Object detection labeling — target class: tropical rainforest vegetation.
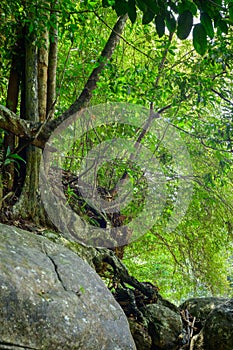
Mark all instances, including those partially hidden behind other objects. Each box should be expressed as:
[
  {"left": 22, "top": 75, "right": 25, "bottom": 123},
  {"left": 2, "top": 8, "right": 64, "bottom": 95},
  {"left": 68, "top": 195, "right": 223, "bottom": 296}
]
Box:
[{"left": 0, "top": 0, "right": 233, "bottom": 303}]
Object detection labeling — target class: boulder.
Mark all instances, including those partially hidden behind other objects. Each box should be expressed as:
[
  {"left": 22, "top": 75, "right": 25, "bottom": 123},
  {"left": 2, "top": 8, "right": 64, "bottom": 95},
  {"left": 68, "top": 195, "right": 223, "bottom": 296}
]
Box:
[
  {"left": 179, "top": 297, "right": 228, "bottom": 326},
  {"left": 0, "top": 223, "right": 136, "bottom": 350},
  {"left": 141, "top": 303, "right": 183, "bottom": 350},
  {"left": 190, "top": 299, "right": 233, "bottom": 350},
  {"left": 128, "top": 319, "right": 152, "bottom": 350}
]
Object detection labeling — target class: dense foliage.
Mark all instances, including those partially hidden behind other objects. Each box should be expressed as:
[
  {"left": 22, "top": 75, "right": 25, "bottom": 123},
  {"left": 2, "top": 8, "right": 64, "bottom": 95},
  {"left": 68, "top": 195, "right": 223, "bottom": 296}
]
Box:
[{"left": 103, "top": 0, "right": 233, "bottom": 55}]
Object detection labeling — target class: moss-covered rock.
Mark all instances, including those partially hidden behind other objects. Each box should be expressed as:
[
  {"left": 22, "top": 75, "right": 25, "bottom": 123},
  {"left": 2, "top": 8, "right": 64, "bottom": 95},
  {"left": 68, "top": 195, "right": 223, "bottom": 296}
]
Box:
[
  {"left": 0, "top": 223, "right": 136, "bottom": 350},
  {"left": 190, "top": 298, "right": 233, "bottom": 350}
]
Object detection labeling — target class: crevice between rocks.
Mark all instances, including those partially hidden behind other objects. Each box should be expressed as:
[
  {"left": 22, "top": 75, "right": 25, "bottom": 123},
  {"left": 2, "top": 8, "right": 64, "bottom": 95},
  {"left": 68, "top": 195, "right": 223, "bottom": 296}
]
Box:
[
  {"left": 0, "top": 341, "right": 39, "bottom": 349},
  {"left": 45, "top": 254, "right": 68, "bottom": 291}
]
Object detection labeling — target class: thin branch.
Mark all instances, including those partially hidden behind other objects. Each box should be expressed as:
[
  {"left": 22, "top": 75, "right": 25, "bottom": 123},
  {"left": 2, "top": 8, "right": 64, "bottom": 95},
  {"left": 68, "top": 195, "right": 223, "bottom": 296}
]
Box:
[
  {"left": 211, "top": 88, "right": 233, "bottom": 106},
  {"left": 154, "top": 32, "right": 174, "bottom": 90},
  {"left": 94, "top": 11, "right": 155, "bottom": 61}
]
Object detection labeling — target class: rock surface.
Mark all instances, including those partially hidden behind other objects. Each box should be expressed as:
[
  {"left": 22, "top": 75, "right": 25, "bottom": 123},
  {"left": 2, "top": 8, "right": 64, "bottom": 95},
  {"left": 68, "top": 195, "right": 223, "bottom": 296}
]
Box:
[
  {"left": 190, "top": 298, "right": 233, "bottom": 350},
  {"left": 142, "top": 303, "right": 183, "bottom": 350},
  {"left": 128, "top": 319, "right": 152, "bottom": 350},
  {"left": 179, "top": 297, "right": 228, "bottom": 326},
  {"left": 0, "top": 223, "right": 136, "bottom": 350}
]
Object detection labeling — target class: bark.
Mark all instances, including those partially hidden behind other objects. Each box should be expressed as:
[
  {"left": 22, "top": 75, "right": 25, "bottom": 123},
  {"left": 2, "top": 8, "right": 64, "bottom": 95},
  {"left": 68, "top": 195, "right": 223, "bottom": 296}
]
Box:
[
  {"left": 0, "top": 105, "right": 38, "bottom": 141},
  {"left": 46, "top": 1, "right": 58, "bottom": 119},
  {"left": 93, "top": 248, "right": 158, "bottom": 300},
  {"left": 38, "top": 30, "right": 49, "bottom": 121},
  {"left": 13, "top": 35, "right": 42, "bottom": 221},
  {"left": 3, "top": 39, "right": 22, "bottom": 193}
]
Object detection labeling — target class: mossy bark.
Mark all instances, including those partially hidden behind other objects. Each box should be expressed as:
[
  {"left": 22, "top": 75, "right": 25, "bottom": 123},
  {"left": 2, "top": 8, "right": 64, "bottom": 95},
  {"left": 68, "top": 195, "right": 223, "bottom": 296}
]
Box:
[{"left": 13, "top": 34, "right": 42, "bottom": 222}]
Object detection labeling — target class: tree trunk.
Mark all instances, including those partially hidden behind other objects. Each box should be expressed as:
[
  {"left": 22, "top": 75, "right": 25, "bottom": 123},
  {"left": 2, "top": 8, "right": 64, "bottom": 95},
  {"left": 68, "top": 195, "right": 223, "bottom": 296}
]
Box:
[
  {"left": 13, "top": 33, "right": 42, "bottom": 222},
  {"left": 38, "top": 30, "right": 49, "bottom": 122},
  {"left": 3, "top": 37, "right": 22, "bottom": 194},
  {"left": 1, "top": 14, "right": 128, "bottom": 226}
]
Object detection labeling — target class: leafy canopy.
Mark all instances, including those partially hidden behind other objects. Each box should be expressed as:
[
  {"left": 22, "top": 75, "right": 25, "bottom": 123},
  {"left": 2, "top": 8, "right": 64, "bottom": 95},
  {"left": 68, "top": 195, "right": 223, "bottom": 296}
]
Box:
[{"left": 101, "top": 0, "right": 233, "bottom": 55}]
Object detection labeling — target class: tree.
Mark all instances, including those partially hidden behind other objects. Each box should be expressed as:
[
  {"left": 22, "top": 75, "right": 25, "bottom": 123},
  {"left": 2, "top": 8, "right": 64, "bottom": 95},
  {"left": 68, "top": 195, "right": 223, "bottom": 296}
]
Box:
[
  {"left": 0, "top": 0, "right": 232, "bottom": 300},
  {"left": 0, "top": 0, "right": 127, "bottom": 221}
]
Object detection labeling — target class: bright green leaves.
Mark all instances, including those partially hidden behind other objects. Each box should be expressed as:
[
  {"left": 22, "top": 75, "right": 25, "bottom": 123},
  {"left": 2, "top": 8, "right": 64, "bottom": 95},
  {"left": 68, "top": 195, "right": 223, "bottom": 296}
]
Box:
[
  {"left": 1, "top": 146, "right": 26, "bottom": 171},
  {"left": 177, "top": 10, "right": 193, "bottom": 40},
  {"left": 200, "top": 12, "right": 214, "bottom": 39},
  {"left": 193, "top": 24, "right": 207, "bottom": 56}
]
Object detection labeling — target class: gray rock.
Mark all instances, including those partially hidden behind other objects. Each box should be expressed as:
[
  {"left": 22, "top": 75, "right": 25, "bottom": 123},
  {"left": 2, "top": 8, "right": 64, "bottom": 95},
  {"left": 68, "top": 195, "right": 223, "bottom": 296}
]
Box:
[
  {"left": 191, "top": 299, "right": 233, "bottom": 350},
  {"left": 179, "top": 297, "right": 228, "bottom": 326},
  {"left": 0, "top": 223, "right": 136, "bottom": 350},
  {"left": 128, "top": 319, "right": 152, "bottom": 350},
  {"left": 142, "top": 304, "right": 183, "bottom": 350}
]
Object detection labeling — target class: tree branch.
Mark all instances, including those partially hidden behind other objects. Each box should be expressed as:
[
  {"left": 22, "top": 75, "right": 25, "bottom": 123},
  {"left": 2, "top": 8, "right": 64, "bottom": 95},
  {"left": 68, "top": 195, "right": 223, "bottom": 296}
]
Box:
[
  {"left": 43, "top": 14, "right": 128, "bottom": 140},
  {"left": 211, "top": 88, "right": 233, "bottom": 106},
  {"left": 0, "top": 15, "right": 128, "bottom": 149},
  {"left": 0, "top": 105, "right": 38, "bottom": 142}
]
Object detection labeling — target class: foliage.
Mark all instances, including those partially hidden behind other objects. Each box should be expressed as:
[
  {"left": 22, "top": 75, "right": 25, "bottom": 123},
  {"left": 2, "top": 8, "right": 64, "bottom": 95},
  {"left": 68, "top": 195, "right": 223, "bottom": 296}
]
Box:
[
  {"left": 53, "top": 8, "right": 233, "bottom": 301},
  {"left": 0, "top": 0, "right": 232, "bottom": 302},
  {"left": 123, "top": 143, "right": 233, "bottom": 302},
  {"left": 100, "top": 0, "right": 233, "bottom": 55},
  {"left": 0, "top": 130, "right": 26, "bottom": 171}
]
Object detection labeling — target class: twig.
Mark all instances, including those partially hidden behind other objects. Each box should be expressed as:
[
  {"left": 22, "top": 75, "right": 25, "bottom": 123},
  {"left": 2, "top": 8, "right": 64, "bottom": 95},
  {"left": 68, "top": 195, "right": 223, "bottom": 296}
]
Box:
[{"left": 211, "top": 88, "right": 233, "bottom": 106}]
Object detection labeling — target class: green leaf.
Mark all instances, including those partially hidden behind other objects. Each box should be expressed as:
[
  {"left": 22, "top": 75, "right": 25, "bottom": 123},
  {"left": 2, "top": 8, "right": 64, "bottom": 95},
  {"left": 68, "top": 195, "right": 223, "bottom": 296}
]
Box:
[
  {"left": 136, "top": 0, "right": 147, "bottom": 12},
  {"left": 217, "top": 19, "right": 228, "bottom": 34},
  {"left": 102, "top": 0, "right": 110, "bottom": 7},
  {"left": 6, "top": 146, "right": 11, "bottom": 157},
  {"left": 229, "top": 4, "right": 233, "bottom": 22},
  {"left": 142, "top": 8, "right": 155, "bottom": 25},
  {"left": 193, "top": 23, "right": 207, "bottom": 55},
  {"left": 141, "top": 0, "right": 159, "bottom": 13},
  {"left": 165, "top": 12, "right": 176, "bottom": 33},
  {"left": 178, "top": 1, "right": 197, "bottom": 16},
  {"left": 114, "top": 0, "right": 128, "bottom": 16},
  {"left": 8, "top": 153, "right": 26, "bottom": 163},
  {"left": 201, "top": 12, "right": 214, "bottom": 39},
  {"left": 128, "top": 0, "right": 137, "bottom": 23},
  {"left": 169, "top": 2, "right": 178, "bottom": 14},
  {"left": 177, "top": 10, "right": 193, "bottom": 40},
  {"left": 155, "top": 14, "right": 165, "bottom": 38}
]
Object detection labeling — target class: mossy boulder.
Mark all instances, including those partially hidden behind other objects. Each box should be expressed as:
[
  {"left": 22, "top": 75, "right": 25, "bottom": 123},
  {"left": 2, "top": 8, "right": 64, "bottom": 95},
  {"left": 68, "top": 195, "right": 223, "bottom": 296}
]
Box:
[{"left": 0, "top": 223, "right": 136, "bottom": 350}]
